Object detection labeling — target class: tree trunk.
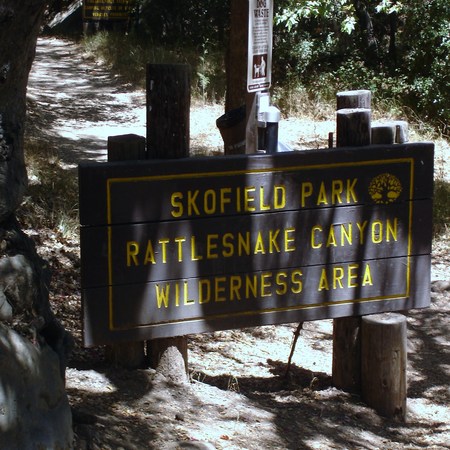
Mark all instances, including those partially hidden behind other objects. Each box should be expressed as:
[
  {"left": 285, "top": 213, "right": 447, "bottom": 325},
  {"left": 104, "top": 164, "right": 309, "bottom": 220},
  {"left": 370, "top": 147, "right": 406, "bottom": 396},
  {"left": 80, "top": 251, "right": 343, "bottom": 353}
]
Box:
[
  {"left": 225, "top": 0, "right": 248, "bottom": 113},
  {"left": 0, "top": 2, "right": 74, "bottom": 444},
  {"left": 0, "top": 1, "right": 47, "bottom": 219}
]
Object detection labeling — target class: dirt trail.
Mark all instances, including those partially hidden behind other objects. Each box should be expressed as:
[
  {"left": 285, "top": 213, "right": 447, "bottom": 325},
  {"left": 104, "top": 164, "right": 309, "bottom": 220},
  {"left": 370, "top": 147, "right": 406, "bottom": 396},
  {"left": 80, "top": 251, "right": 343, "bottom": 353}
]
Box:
[{"left": 26, "top": 37, "right": 450, "bottom": 450}]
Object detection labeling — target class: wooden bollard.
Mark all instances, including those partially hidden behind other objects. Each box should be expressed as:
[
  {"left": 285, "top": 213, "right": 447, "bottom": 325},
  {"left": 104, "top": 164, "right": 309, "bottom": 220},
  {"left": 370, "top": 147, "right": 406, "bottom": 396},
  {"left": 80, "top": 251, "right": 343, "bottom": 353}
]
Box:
[
  {"left": 337, "top": 89, "right": 371, "bottom": 110},
  {"left": 336, "top": 108, "right": 371, "bottom": 147},
  {"left": 371, "top": 123, "right": 396, "bottom": 144},
  {"left": 361, "top": 313, "right": 407, "bottom": 421}
]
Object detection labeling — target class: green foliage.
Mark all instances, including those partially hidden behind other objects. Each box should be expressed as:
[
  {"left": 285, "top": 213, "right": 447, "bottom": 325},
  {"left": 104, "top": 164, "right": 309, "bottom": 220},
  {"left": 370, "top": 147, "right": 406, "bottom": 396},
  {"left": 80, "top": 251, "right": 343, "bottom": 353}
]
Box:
[
  {"left": 274, "top": 0, "right": 450, "bottom": 131},
  {"left": 82, "top": 31, "right": 226, "bottom": 101}
]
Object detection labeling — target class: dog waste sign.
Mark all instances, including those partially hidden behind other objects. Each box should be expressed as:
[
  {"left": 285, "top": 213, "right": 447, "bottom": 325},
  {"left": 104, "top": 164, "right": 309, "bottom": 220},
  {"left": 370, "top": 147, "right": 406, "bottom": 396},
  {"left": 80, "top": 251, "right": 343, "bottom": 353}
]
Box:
[
  {"left": 79, "top": 143, "right": 433, "bottom": 347},
  {"left": 247, "top": 0, "right": 273, "bottom": 92}
]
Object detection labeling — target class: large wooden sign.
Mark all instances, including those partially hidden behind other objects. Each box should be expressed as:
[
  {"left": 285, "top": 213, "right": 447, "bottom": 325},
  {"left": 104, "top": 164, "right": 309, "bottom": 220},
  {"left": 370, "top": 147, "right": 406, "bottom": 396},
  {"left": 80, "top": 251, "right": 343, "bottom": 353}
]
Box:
[
  {"left": 83, "top": 0, "right": 133, "bottom": 21},
  {"left": 79, "top": 143, "right": 433, "bottom": 346}
]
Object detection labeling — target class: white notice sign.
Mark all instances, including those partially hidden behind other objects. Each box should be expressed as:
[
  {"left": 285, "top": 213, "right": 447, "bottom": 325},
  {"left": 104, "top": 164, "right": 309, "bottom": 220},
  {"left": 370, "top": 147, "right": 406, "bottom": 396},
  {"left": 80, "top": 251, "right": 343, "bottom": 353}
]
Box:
[{"left": 247, "top": 0, "right": 273, "bottom": 93}]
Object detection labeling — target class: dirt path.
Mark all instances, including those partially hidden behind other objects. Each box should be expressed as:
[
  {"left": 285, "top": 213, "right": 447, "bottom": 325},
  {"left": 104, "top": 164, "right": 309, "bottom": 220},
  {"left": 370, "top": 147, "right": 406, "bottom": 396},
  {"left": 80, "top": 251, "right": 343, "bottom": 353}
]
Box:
[{"left": 26, "top": 37, "right": 450, "bottom": 450}]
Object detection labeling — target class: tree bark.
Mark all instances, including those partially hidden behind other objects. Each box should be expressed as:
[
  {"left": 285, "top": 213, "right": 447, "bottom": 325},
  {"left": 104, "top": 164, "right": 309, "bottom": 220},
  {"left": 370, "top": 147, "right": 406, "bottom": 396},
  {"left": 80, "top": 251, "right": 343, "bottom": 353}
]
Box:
[
  {"left": 225, "top": 0, "right": 248, "bottom": 113},
  {"left": 0, "top": 2, "right": 46, "bottom": 219}
]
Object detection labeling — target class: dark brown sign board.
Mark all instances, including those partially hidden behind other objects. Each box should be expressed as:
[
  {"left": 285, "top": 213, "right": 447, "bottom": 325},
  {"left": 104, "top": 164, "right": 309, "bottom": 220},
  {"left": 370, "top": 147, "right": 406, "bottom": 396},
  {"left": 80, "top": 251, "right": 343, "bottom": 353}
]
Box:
[
  {"left": 79, "top": 143, "right": 434, "bottom": 347},
  {"left": 83, "top": 0, "right": 133, "bottom": 21}
]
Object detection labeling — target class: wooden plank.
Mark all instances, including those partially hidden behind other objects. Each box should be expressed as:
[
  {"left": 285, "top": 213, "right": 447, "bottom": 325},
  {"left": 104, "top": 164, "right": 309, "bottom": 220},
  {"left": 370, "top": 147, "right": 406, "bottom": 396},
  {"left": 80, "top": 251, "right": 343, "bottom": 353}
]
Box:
[
  {"left": 82, "top": 253, "right": 431, "bottom": 346},
  {"left": 79, "top": 143, "right": 434, "bottom": 226},
  {"left": 80, "top": 199, "right": 432, "bottom": 289}
]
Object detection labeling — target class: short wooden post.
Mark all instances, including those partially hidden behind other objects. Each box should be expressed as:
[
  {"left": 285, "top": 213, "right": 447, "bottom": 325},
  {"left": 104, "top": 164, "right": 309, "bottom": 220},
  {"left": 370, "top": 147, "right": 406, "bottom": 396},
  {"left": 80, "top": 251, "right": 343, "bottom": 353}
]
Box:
[
  {"left": 107, "top": 134, "right": 146, "bottom": 161},
  {"left": 336, "top": 89, "right": 371, "bottom": 110},
  {"left": 371, "top": 123, "right": 396, "bottom": 145},
  {"left": 105, "top": 134, "right": 147, "bottom": 369},
  {"left": 146, "top": 63, "right": 190, "bottom": 377},
  {"left": 332, "top": 317, "right": 361, "bottom": 393},
  {"left": 336, "top": 108, "right": 371, "bottom": 147},
  {"left": 361, "top": 313, "right": 407, "bottom": 421}
]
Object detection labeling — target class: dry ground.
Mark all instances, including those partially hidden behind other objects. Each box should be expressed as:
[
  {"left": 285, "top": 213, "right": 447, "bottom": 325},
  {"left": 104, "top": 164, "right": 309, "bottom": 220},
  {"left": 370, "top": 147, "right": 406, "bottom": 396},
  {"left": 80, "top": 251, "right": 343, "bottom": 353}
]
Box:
[{"left": 24, "top": 37, "right": 450, "bottom": 449}]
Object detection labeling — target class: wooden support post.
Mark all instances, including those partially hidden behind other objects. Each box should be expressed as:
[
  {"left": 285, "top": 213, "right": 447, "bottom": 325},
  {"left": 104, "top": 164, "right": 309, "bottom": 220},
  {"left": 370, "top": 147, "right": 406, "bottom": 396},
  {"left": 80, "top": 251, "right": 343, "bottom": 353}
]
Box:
[
  {"left": 361, "top": 313, "right": 407, "bottom": 421},
  {"left": 146, "top": 63, "right": 190, "bottom": 378},
  {"left": 333, "top": 90, "right": 371, "bottom": 392},
  {"left": 105, "top": 134, "right": 147, "bottom": 369},
  {"left": 332, "top": 317, "right": 361, "bottom": 393}
]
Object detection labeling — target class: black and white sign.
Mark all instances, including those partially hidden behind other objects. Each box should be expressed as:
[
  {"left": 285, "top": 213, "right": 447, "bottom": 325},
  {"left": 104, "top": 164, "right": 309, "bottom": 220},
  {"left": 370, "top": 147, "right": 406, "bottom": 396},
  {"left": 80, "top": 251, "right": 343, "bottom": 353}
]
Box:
[{"left": 247, "top": 0, "right": 273, "bottom": 93}]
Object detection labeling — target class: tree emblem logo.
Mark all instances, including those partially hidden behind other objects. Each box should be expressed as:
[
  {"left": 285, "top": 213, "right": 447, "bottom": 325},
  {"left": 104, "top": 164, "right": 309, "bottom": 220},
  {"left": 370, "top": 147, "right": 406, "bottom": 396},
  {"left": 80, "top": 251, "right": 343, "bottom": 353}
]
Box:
[{"left": 368, "top": 173, "right": 403, "bottom": 204}]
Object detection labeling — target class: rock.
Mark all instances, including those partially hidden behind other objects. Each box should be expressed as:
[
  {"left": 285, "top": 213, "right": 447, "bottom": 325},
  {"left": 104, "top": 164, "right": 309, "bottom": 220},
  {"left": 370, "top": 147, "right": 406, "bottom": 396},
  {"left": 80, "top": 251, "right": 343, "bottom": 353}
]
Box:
[
  {"left": 431, "top": 280, "right": 450, "bottom": 292},
  {"left": 0, "top": 324, "right": 73, "bottom": 449}
]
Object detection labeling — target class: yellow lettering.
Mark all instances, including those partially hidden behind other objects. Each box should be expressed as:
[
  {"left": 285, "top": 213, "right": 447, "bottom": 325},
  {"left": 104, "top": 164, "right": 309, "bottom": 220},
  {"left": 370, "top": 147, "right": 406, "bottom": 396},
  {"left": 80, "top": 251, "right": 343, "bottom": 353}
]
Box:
[
  {"left": 317, "top": 182, "right": 328, "bottom": 205},
  {"left": 326, "top": 226, "right": 337, "bottom": 247},
  {"left": 158, "top": 238, "right": 169, "bottom": 263},
  {"left": 207, "top": 234, "right": 219, "bottom": 259},
  {"left": 269, "top": 229, "right": 281, "bottom": 253},
  {"left": 386, "top": 218, "right": 398, "bottom": 242},
  {"left": 187, "top": 190, "right": 200, "bottom": 216},
  {"left": 332, "top": 179, "right": 343, "bottom": 204},
  {"left": 254, "top": 231, "right": 266, "bottom": 254},
  {"left": 274, "top": 185, "right": 286, "bottom": 209},
  {"left": 301, "top": 182, "right": 313, "bottom": 207},
  {"left": 238, "top": 232, "right": 251, "bottom": 256},
  {"left": 230, "top": 276, "right": 242, "bottom": 300},
  {"left": 311, "top": 225, "right": 322, "bottom": 249},
  {"left": 348, "top": 263, "right": 359, "bottom": 288},
  {"left": 357, "top": 220, "right": 368, "bottom": 244},
  {"left": 204, "top": 189, "right": 216, "bottom": 214},
  {"left": 222, "top": 233, "right": 235, "bottom": 257},
  {"left": 215, "top": 277, "right": 227, "bottom": 302},
  {"left": 126, "top": 241, "right": 139, "bottom": 267},
  {"left": 220, "top": 187, "right": 232, "bottom": 213},
  {"left": 333, "top": 267, "right": 344, "bottom": 289},
  {"left": 341, "top": 223, "right": 352, "bottom": 246},
  {"left": 191, "top": 236, "right": 203, "bottom": 261},
  {"left": 199, "top": 279, "right": 211, "bottom": 304},
  {"left": 362, "top": 264, "right": 373, "bottom": 286},
  {"left": 171, "top": 192, "right": 183, "bottom": 218},
  {"left": 275, "top": 272, "right": 287, "bottom": 295},
  {"left": 261, "top": 272, "right": 272, "bottom": 297},
  {"left": 260, "top": 186, "right": 271, "bottom": 211},
  {"left": 155, "top": 284, "right": 170, "bottom": 308},
  {"left": 284, "top": 227, "right": 296, "bottom": 252},
  {"left": 174, "top": 237, "right": 185, "bottom": 262},
  {"left": 184, "top": 281, "right": 195, "bottom": 305},
  {"left": 144, "top": 240, "right": 156, "bottom": 265},
  {"left": 372, "top": 220, "right": 383, "bottom": 244},
  {"left": 245, "top": 275, "right": 258, "bottom": 298},
  {"left": 244, "top": 186, "right": 256, "bottom": 211},
  {"left": 347, "top": 178, "right": 358, "bottom": 203},
  {"left": 291, "top": 270, "right": 303, "bottom": 294},
  {"left": 318, "top": 269, "right": 329, "bottom": 291}
]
